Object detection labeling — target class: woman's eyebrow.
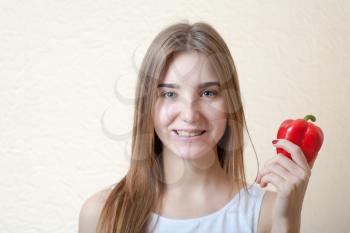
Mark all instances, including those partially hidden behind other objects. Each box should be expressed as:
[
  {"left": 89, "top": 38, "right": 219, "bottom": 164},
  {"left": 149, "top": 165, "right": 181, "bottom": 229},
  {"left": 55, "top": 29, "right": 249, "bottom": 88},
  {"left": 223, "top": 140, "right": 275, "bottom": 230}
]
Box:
[{"left": 157, "top": 81, "right": 220, "bottom": 89}]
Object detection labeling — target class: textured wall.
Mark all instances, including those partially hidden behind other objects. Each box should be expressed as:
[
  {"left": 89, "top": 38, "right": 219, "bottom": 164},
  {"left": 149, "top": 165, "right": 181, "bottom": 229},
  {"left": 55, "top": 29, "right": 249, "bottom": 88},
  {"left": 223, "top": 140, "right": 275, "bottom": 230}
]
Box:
[{"left": 0, "top": 0, "right": 349, "bottom": 232}]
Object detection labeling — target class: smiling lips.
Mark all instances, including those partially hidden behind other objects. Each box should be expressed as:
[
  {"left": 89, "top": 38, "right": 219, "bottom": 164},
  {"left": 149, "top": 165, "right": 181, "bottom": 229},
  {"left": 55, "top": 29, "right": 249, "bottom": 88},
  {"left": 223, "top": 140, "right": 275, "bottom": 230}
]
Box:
[{"left": 172, "top": 129, "right": 206, "bottom": 137}]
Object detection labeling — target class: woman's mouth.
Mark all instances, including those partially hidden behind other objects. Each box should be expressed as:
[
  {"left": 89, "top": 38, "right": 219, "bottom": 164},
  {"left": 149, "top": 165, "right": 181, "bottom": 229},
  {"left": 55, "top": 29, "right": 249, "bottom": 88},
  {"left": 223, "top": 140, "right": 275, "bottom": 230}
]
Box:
[{"left": 172, "top": 130, "right": 206, "bottom": 137}]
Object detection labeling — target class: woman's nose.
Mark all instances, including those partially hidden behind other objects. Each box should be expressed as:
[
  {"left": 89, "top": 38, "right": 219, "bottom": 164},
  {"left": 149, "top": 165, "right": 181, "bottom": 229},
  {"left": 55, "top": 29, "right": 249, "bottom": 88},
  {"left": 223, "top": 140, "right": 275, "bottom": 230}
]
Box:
[{"left": 178, "top": 98, "right": 201, "bottom": 124}]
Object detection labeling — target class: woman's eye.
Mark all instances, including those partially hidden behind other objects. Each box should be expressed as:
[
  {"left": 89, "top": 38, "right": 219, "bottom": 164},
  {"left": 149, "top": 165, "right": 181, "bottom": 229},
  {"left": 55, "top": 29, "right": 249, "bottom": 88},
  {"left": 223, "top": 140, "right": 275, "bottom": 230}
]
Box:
[
  {"left": 160, "top": 91, "right": 177, "bottom": 98},
  {"left": 201, "top": 90, "right": 217, "bottom": 97},
  {"left": 159, "top": 90, "right": 217, "bottom": 99}
]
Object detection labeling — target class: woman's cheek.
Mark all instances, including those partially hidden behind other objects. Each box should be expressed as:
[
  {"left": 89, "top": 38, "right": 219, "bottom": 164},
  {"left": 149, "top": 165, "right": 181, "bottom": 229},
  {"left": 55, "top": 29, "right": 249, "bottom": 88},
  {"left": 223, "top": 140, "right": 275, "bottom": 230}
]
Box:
[
  {"left": 206, "top": 100, "right": 227, "bottom": 120},
  {"left": 157, "top": 102, "right": 176, "bottom": 126}
]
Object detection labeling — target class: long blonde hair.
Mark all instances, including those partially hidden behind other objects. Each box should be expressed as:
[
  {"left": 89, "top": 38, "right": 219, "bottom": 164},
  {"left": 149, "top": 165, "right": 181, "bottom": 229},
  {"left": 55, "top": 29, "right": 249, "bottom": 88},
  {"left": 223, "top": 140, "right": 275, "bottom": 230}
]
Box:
[{"left": 97, "top": 21, "right": 253, "bottom": 233}]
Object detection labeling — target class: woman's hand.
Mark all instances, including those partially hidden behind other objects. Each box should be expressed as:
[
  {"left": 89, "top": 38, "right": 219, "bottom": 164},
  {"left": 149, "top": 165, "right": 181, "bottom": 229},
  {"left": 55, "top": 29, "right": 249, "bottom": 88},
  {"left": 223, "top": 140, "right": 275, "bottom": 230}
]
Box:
[{"left": 255, "top": 139, "right": 313, "bottom": 231}]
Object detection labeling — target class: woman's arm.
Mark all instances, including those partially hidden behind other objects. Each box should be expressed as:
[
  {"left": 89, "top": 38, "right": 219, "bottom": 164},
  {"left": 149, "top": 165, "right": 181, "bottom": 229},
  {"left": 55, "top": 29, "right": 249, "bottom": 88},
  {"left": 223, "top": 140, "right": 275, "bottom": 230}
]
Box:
[
  {"left": 256, "top": 139, "right": 313, "bottom": 233},
  {"left": 258, "top": 191, "right": 275, "bottom": 233}
]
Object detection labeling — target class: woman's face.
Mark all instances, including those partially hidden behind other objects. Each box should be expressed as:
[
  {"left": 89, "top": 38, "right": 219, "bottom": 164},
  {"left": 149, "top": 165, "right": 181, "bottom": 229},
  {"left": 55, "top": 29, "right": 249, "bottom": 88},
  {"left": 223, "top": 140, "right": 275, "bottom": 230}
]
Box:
[{"left": 153, "top": 51, "right": 228, "bottom": 159}]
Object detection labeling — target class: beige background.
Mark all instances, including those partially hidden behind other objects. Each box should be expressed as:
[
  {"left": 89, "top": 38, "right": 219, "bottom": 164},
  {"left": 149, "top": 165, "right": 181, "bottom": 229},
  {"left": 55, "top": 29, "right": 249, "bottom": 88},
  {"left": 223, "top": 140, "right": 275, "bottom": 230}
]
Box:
[{"left": 1, "top": 0, "right": 349, "bottom": 232}]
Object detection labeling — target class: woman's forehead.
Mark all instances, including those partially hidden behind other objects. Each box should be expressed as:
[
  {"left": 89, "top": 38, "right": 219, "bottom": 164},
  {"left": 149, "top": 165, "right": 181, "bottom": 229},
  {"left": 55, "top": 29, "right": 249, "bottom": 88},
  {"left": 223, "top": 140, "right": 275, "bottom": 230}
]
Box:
[{"left": 159, "top": 51, "right": 219, "bottom": 85}]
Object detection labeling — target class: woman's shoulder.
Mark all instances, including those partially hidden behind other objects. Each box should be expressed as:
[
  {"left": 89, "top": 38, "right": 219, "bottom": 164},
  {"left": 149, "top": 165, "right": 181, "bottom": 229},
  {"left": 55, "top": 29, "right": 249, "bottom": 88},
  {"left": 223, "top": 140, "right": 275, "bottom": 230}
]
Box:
[
  {"left": 82, "top": 186, "right": 113, "bottom": 209},
  {"left": 78, "top": 185, "right": 114, "bottom": 233}
]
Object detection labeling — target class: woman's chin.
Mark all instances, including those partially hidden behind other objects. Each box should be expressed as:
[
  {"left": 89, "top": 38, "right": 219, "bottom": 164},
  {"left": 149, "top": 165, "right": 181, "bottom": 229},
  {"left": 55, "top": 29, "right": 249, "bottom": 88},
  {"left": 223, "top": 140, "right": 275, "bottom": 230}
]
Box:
[{"left": 173, "top": 146, "right": 214, "bottom": 160}]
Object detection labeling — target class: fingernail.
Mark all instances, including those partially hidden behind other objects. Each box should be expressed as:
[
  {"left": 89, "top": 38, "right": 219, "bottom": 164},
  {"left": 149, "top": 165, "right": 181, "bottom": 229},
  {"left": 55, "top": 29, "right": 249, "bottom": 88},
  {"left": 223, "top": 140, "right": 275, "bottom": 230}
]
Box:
[
  {"left": 272, "top": 139, "right": 278, "bottom": 144},
  {"left": 255, "top": 176, "right": 260, "bottom": 183}
]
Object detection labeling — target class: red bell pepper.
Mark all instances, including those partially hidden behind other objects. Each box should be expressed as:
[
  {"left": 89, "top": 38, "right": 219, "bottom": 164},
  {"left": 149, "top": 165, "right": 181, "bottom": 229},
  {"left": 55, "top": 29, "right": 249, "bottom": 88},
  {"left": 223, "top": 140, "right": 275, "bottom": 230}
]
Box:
[{"left": 276, "top": 114, "right": 324, "bottom": 165}]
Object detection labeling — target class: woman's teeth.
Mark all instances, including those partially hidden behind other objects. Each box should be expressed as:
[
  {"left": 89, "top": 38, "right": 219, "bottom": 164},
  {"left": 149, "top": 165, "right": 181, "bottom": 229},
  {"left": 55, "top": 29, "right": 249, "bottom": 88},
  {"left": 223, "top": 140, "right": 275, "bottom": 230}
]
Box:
[{"left": 174, "top": 130, "right": 205, "bottom": 137}]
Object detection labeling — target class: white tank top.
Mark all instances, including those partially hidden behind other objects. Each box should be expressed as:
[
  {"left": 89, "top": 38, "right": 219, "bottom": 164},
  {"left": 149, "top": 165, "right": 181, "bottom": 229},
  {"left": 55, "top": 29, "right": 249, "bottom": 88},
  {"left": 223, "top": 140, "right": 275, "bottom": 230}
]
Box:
[{"left": 147, "top": 184, "right": 266, "bottom": 233}]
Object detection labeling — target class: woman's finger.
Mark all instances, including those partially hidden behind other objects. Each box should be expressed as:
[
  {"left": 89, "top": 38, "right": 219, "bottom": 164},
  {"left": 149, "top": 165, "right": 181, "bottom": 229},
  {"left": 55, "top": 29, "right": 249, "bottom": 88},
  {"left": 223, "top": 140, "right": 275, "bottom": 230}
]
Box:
[
  {"left": 260, "top": 172, "right": 285, "bottom": 190},
  {"left": 256, "top": 153, "right": 304, "bottom": 183},
  {"left": 273, "top": 139, "right": 311, "bottom": 173},
  {"left": 257, "top": 162, "right": 291, "bottom": 184}
]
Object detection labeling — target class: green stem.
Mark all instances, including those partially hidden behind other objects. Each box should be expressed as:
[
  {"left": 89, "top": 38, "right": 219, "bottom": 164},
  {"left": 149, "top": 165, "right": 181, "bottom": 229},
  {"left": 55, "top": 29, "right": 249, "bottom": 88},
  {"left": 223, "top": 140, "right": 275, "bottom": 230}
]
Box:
[{"left": 304, "top": 114, "right": 316, "bottom": 122}]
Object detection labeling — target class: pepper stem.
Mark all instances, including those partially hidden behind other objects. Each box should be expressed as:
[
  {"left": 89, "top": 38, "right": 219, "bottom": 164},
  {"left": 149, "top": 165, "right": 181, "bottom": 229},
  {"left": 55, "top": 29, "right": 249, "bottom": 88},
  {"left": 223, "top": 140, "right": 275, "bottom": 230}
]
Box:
[{"left": 304, "top": 114, "right": 316, "bottom": 122}]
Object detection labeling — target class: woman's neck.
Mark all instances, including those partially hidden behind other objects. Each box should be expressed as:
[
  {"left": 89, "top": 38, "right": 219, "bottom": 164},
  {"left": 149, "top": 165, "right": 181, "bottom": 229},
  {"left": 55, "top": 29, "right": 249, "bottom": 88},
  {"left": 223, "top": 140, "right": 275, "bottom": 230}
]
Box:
[{"left": 161, "top": 147, "right": 234, "bottom": 199}]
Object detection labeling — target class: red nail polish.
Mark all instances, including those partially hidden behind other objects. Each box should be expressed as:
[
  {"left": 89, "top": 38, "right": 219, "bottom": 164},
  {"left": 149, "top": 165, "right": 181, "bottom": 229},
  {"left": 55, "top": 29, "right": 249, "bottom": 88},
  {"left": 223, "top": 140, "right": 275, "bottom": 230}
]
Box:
[{"left": 272, "top": 139, "right": 278, "bottom": 144}]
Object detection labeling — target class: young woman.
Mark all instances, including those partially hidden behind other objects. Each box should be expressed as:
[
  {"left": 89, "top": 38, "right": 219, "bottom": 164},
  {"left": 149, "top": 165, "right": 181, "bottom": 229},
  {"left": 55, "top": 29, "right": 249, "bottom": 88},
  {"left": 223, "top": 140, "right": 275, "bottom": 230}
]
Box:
[{"left": 79, "top": 21, "right": 313, "bottom": 233}]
